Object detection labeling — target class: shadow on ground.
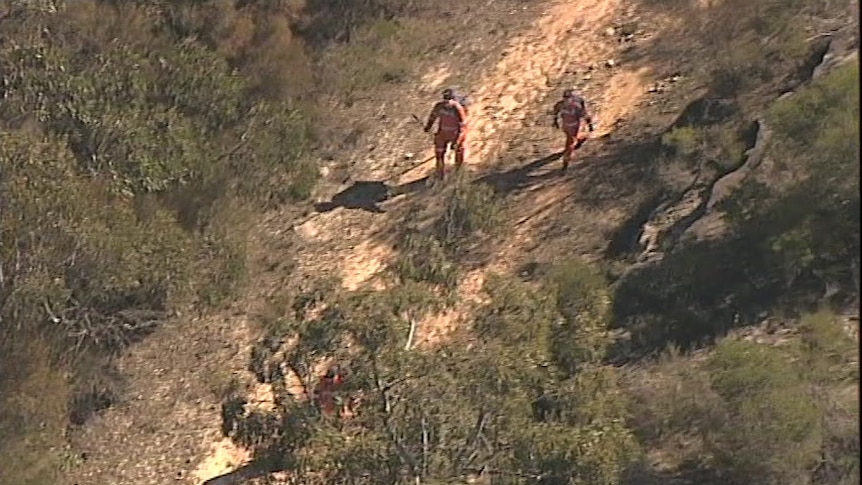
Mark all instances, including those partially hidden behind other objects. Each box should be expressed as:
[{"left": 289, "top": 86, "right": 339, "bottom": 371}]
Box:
[
  {"left": 474, "top": 151, "right": 564, "bottom": 193},
  {"left": 313, "top": 130, "right": 665, "bottom": 217},
  {"left": 609, "top": 235, "right": 783, "bottom": 360},
  {"left": 201, "top": 459, "right": 280, "bottom": 485},
  {"left": 312, "top": 177, "right": 431, "bottom": 214},
  {"left": 473, "top": 137, "right": 645, "bottom": 197},
  {"left": 606, "top": 225, "right": 848, "bottom": 363},
  {"left": 623, "top": 458, "right": 724, "bottom": 485}
]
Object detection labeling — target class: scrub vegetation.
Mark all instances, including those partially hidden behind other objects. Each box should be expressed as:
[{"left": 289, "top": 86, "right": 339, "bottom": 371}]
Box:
[{"left": 0, "top": 1, "right": 857, "bottom": 484}]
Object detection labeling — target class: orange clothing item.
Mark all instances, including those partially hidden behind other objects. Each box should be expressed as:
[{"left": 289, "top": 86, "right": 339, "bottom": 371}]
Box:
[
  {"left": 561, "top": 126, "right": 589, "bottom": 164},
  {"left": 426, "top": 99, "right": 469, "bottom": 174},
  {"left": 553, "top": 96, "right": 592, "bottom": 130},
  {"left": 315, "top": 374, "right": 344, "bottom": 415},
  {"left": 553, "top": 96, "right": 592, "bottom": 164},
  {"left": 426, "top": 99, "right": 468, "bottom": 134},
  {"left": 434, "top": 130, "right": 466, "bottom": 167}
]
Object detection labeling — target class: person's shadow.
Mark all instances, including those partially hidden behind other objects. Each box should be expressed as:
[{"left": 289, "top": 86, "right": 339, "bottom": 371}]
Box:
[
  {"left": 312, "top": 148, "right": 572, "bottom": 215},
  {"left": 313, "top": 177, "right": 431, "bottom": 214},
  {"left": 474, "top": 151, "right": 565, "bottom": 194}
]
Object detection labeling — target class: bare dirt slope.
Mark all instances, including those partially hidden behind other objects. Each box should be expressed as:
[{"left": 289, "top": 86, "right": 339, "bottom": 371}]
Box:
[
  {"left": 288, "top": 0, "right": 678, "bottom": 347},
  {"left": 289, "top": 0, "right": 665, "bottom": 348},
  {"left": 64, "top": 0, "right": 686, "bottom": 484}
]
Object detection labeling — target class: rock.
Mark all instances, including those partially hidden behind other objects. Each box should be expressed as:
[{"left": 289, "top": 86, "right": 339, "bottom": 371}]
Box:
[
  {"left": 605, "top": 59, "right": 616, "bottom": 68},
  {"left": 319, "top": 165, "right": 331, "bottom": 177},
  {"left": 403, "top": 152, "right": 415, "bottom": 160},
  {"left": 583, "top": 73, "right": 592, "bottom": 81},
  {"left": 619, "top": 21, "right": 637, "bottom": 36},
  {"left": 605, "top": 27, "right": 616, "bottom": 36}
]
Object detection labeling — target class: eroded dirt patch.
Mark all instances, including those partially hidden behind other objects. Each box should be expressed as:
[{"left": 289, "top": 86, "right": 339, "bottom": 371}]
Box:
[{"left": 192, "top": 438, "right": 251, "bottom": 484}]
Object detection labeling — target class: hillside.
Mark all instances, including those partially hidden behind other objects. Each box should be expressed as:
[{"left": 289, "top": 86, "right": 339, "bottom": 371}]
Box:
[{"left": 0, "top": 1, "right": 858, "bottom": 485}]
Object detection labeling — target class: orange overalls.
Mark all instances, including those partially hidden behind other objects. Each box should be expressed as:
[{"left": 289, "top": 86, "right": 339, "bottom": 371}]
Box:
[
  {"left": 314, "top": 372, "right": 344, "bottom": 416},
  {"left": 553, "top": 96, "right": 593, "bottom": 167},
  {"left": 425, "top": 99, "right": 468, "bottom": 177}
]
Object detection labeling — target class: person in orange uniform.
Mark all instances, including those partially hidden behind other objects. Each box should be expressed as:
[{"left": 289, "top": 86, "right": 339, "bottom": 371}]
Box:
[
  {"left": 424, "top": 88, "right": 469, "bottom": 179},
  {"left": 552, "top": 88, "right": 595, "bottom": 171},
  {"left": 314, "top": 365, "right": 344, "bottom": 416}
]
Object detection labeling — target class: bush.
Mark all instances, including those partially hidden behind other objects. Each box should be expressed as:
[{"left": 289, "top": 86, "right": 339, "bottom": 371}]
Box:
[
  {"left": 796, "top": 311, "right": 859, "bottom": 382},
  {"left": 434, "top": 179, "right": 502, "bottom": 251},
  {"left": 794, "top": 313, "right": 860, "bottom": 485},
  {"left": 393, "top": 232, "right": 459, "bottom": 289},
  {"left": 233, "top": 267, "right": 639, "bottom": 484},
  {"left": 624, "top": 321, "right": 858, "bottom": 485},
  {"left": 0, "top": 334, "right": 71, "bottom": 485},
  {"left": 0, "top": 5, "right": 318, "bottom": 478},
  {"left": 623, "top": 347, "right": 724, "bottom": 457},
  {"left": 725, "top": 63, "right": 860, "bottom": 299},
  {"left": 472, "top": 274, "right": 557, "bottom": 365},
  {"left": 550, "top": 259, "right": 615, "bottom": 375},
  {"left": 702, "top": 0, "right": 809, "bottom": 96},
  {"left": 662, "top": 126, "right": 702, "bottom": 157},
  {"left": 0, "top": 132, "right": 195, "bottom": 352},
  {"left": 706, "top": 339, "right": 823, "bottom": 485}
]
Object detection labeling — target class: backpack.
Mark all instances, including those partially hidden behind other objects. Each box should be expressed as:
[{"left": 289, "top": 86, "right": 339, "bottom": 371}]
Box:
[
  {"left": 455, "top": 94, "right": 472, "bottom": 113},
  {"left": 570, "top": 95, "right": 586, "bottom": 112},
  {"left": 563, "top": 95, "right": 587, "bottom": 119}
]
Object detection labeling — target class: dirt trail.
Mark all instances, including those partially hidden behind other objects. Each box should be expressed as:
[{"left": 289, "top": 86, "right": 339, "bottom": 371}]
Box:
[
  {"left": 308, "top": 0, "right": 653, "bottom": 296},
  {"left": 398, "top": 0, "right": 622, "bottom": 183},
  {"left": 403, "top": 2, "right": 654, "bottom": 345}
]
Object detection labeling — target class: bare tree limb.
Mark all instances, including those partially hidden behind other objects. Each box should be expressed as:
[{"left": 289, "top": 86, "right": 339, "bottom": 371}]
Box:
[
  {"left": 372, "top": 356, "right": 420, "bottom": 476},
  {"left": 421, "top": 414, "right": 429, "bottom": 476},
  {"left": 405, "top": 318, "right": 417, "bottom": 351},
  {"left": 454, "top": 410, "right": 487, "bottom": 474}
]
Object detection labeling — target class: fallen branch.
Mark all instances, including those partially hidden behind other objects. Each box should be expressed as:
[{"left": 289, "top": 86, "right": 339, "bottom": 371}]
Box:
[{"left": 405, "top": 318, "right": 417, "bottom": 351}]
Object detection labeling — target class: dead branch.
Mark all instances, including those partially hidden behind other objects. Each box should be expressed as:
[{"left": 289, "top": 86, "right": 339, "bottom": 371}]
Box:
[
  {"left": 405, "top": 318, "right": 417, "bottom": 351},
  {"left": 372, "top": 356, "right": 421, "bottom": 476},
  {"left": 454, "top": 410, "right": 487, "bottom": 473}
]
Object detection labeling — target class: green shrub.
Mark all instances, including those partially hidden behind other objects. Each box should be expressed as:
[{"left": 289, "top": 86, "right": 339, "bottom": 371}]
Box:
[
  {"left": 704, "top": 0, "right": 809, "bottom": 96},
  {"left": 662, "top": 126, "right": 702, "bottom": 157},
  {"left": 319, "top": 19, "right": 417, "bottom": 104},
  {"left": 706, "top": 339, "right": 823, "bottom": 485},
  {"left": 473, "top": 274, "right": 557, "bottom": 365},
  {"left": 237, "top": 270, "right": 639, "bottom": 485},
  {"left": 0, "top": 132, "right": 196, "bottom": 351},
  {"left": 0, "top": 335, "right": 71, "bottom": 485},
  {"left": 769, "top": 63, "right": 860, "bottom": 162},
  {"left": 624, "top": 346, "right": 724, "bottom": 448},
  {"left": 393, "top": 231, "right": 458, "bottom": 289},
  {"left": 796, "top": 311, "right": 859, "bottom": 383},
  {"left": 434, "top": 179, "right": 502, "bottom": 251},
  {"left": 550, "top": 259, "right": 615, "bottom": 374},
  {"left": 729, "top": 64, "right": 859, "bottom": 295}
]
